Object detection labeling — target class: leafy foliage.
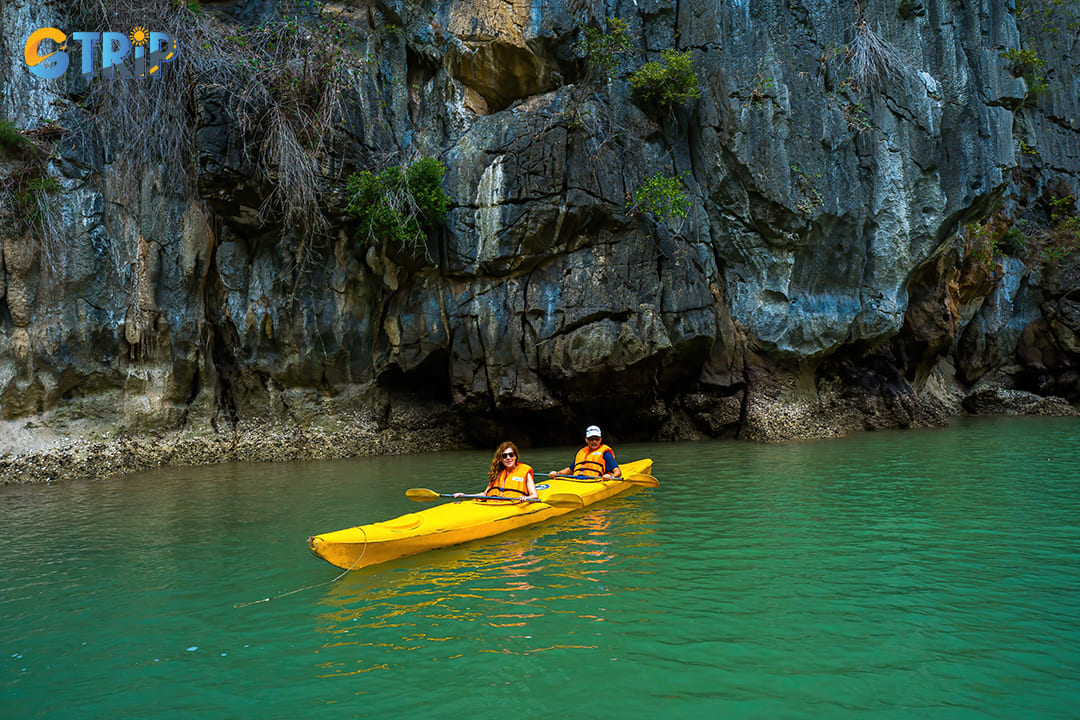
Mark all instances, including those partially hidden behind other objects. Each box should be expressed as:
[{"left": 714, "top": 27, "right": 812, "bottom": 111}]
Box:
[
  {"left": 749, "top": 68, "right": 777, "bottom": 107},
  {"left": 1040, "top": 194, "right": 1080, "bottom": 273},
  {"left": 965, "top": 215, "right": 1021, "bottom": 267},
  {"left": 575, "top": 17, "right": 635, "bottom": 80},
  {"left": 791, "top": 164, "right": 824, "bottom": 214},
  {"left": 999, "top": 46, "right": 1052, "bottom": 104},
  {"left": 1015, "top": 0, "right": 1080, "bottom": 34},
  {"left": 966, "top": 193, "right": 1080, "bottom": 279},
  {"left": 628, "top": 50, "right": 701, "bottom": 115},
  {"left": 998, "top": 226, "right": 1029, "bottom": 257},
  {"left": 1000, "top": 46, "right": 1048, "bottom": 75},
  {"left": 345, "top": 158, "right": 449, "bottom": 248},
  {"left": 628, "top": 172, "right": 691, "bottom": 226}
]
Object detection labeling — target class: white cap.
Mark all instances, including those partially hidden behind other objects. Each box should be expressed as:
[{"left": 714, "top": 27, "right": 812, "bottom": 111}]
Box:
[{"left": 585, "top": 425, "right": 602, "bottom": 438}]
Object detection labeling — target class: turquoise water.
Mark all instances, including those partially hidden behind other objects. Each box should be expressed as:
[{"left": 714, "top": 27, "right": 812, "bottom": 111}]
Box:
[{"left": 2, "top": 416, "right": 1079, "bottom": 719}]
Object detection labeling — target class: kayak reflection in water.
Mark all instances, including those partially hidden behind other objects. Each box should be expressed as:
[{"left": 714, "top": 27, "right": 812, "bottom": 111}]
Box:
[
  {"left": 549, "top": 425, "right": 622, "bottom": 480},
  {"left": 455, "top": 441, "right": 539, "bottom": 504}
]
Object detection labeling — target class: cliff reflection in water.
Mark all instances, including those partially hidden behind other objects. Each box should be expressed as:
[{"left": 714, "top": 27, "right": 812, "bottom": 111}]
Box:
[{"left": 312, "top": 502, "right": 657, "bottom": 676}]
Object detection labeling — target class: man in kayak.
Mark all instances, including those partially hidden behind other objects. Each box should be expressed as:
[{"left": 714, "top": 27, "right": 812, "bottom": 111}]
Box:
[
  {"left": 549, "top": 425, "right": 622, "bottom": 480},
  {"left": 457, "top": 441, "right": 539, "bottom": 503}
]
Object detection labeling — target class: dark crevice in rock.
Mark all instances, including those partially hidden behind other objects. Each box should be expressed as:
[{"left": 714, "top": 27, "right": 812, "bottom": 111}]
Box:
[
  {"left": 1044, "top": 113, "right": 1080, "bottom": 134},
  {"left": 208, "top": 319, "right": 240, "bottom": 429},
  {"left": 377, "top": 348, "right": 452, "bottom": 402}
]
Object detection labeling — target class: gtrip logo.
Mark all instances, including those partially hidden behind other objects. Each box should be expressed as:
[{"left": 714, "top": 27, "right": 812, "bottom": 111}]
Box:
[{"left": 24, "top": 26, "right": 178, "bottom": 79}]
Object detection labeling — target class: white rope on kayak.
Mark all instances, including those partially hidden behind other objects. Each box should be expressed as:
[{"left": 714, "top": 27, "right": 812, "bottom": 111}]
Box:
[{"left": 233, "top": 526, "right": 368, "bottom": 609}]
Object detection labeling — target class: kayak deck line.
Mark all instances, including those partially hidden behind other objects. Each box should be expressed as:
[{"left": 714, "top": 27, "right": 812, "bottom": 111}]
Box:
[{"left": 307, "top": 458, "right": 655, "bottom": 571}]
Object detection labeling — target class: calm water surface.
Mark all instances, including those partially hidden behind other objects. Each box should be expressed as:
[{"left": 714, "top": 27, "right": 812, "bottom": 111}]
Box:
[{"left": 2, "top": 416, "right": 1079, "bottom": 719}]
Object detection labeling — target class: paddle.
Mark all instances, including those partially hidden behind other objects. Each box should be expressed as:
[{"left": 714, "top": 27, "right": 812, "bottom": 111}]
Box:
[
  {"left": 548, "top": 473, "right": 660, "bottom": 488},
  {"left": 405, "top": 488, "right": 584, "bottom": 508}
]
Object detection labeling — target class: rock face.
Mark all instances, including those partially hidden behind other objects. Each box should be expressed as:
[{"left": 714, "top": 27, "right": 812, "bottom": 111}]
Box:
[{"left": 1, "top": 0, "right": 1078, "bottom": 481}]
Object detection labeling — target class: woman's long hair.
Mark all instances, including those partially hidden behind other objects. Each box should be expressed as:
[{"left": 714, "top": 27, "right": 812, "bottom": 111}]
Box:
[{"left": 489, "top": 441, "right": 519, "bottom": 487}]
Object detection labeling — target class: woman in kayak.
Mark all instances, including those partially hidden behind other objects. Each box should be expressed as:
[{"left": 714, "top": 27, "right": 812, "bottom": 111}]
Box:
[{"left": 458, "top": 441, "right": 538, "bottom": 503}]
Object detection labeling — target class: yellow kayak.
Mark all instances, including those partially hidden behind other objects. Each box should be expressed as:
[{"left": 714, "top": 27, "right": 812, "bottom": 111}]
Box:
[{"left": 307, "top": 458, "right": 655, "bottom": 570}]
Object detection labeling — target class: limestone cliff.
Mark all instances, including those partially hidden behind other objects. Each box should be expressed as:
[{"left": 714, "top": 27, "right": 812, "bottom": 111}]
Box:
[{"left": 1, "top": 0, "right": 1077, "bottom": 482}]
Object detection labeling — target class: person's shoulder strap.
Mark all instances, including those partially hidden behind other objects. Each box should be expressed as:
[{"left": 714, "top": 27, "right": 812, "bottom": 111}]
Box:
[{"left": 572, "top": 446, "right": 587, "bottom": 469}]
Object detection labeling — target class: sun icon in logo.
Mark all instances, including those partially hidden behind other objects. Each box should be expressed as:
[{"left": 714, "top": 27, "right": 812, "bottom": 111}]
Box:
[{"left": 129, "top": 27, "right": 149, "bottom": 46}]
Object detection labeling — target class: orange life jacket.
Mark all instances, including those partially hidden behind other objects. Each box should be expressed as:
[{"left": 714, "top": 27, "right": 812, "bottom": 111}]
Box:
[
  {"left": 486, "top": 462, "right": 534, "bottom": 497},
  {"left": 573, "top": 444, "right": 615, "bottom": 477}
]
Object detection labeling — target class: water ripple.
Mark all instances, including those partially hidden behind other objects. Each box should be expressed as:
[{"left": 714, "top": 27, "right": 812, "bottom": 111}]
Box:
[{"left": 2, "top": 417, "right": 1080, "bottom": 718}]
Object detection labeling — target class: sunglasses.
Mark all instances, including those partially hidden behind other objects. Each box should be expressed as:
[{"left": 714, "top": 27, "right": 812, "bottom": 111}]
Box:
[{"left": 501, "top": 452, "right": 516, "bottom": 458}]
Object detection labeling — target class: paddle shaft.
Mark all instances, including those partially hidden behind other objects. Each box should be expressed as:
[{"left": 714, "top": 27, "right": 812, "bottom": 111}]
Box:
[
  {"left": 405, "top": 488, "right": 584, "bottom": 508},
  {"left": 551, "top": 474, "right": 616, "bottom": 480},
  {"left": 444, "top": 492, "right": 540, "bottom": 503},
  {"left": 548, "top": 473, "right": 659, "bottom": 487}
]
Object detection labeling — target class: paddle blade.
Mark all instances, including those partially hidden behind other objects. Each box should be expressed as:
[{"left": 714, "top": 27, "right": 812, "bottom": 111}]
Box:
[
  {"left": 543, "top": 493, "right": 585, "bottom": 509},
  {"left": 405, "top": 488, "right": 442, "bottom": 502},
  {"left": 624, "top": 473, "right": 660, "bottom": 488}
]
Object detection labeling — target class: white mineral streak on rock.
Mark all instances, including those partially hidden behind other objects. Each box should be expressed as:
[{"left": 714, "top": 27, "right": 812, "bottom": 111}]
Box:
[
  {"left": 445, "top": 76, "right": 481, "bottom": 130},
  {"left": 475, "top": 155, "right": 506, "bottom": 261}
]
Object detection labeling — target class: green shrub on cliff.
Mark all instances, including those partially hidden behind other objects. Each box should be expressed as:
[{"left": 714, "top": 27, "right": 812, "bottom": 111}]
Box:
[
  {"left": 628, "top": 171, "right": 691, "bottom": 230},
  {"left": 999, "top": 226, "right": 1028, "bottom": 257},
  {"left": 999, "top": 46, "right": 1051, "bottom": 103},
  {"left": 345, "top": 158, "right": 449, "bottom": 248},
  {"left": 1015, "top": 0, "right": 1080, "bottom": 34},
  {"left": 1043, "top": 194, "right": 1080, "bottom": 269},
  {"left": 968, "top": 194, "right": 1080, "bottom": 279},
  {"left": 965, "top": 217, "right": 1012, "bottom": 267},
  {"left": 629, "top": 50, "right": 701, "bottom": 114},
  {"left": 1000, "top": 46, "right": 1048, "bottom": 76},
  {"left": 575, "top": 21, "right": 699, "bottom": 119},
  {"left": 576, "top": 17, "right": 635, "bottom": 80}
]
